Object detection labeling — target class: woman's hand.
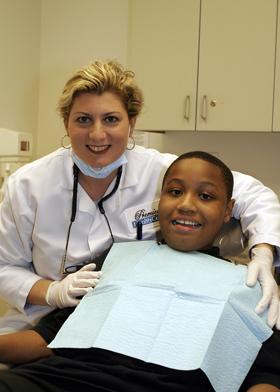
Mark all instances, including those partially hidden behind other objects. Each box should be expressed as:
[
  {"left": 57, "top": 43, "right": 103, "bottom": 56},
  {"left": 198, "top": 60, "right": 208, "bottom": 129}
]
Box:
[
  {"left": 246, "top": 245, "right": 280, "bottom": 329},
  {"left": 46, "top": 263, "right": 102, "bottom": 308}
]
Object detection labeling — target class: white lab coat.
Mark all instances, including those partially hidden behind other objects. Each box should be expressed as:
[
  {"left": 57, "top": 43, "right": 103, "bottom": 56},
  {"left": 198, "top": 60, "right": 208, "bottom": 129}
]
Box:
[{"left": 0, "top": 145, "right": 279, "bottom": 332}]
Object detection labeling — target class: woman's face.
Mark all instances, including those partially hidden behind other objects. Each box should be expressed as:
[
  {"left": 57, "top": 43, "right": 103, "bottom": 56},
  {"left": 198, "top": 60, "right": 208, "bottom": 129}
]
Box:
[{"left": 65, "top": 92, "right": 135, "bottom": 168}]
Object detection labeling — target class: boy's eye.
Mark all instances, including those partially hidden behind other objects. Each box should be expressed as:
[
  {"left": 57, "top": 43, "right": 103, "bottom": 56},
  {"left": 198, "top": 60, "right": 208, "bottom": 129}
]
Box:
[
  {"left": 199, "top": 193, "right": 213, "bottom": 201},
  {"left": 169, "top": 189, "right": 183, "bottom": 197}
]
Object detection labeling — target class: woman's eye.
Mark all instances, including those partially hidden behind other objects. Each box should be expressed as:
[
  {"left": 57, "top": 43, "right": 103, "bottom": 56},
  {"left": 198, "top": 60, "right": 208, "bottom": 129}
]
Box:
[
  {"left": 200, "top": 193, "right": 213, "bottom": 201},
  {"left": 76, "top": 116, "right": 91, "bottom": 124},
  {"left": 104, "top": 116, "right": 119, "bottom": 124}
]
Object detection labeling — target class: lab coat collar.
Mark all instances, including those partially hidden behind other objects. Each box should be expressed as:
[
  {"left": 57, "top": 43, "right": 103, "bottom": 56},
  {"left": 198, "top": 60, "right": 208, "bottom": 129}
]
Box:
[
  {"left": 61, "top": 148, "right": 77, "bottom": 191},
  {"left": 119, "top": 150, "right": 139, "bottom": 190}
]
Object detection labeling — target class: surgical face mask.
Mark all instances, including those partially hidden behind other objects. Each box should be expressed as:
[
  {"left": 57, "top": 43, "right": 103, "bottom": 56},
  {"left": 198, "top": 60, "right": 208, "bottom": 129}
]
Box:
[{"left": 72, "top": 151, "right": 127, "bottom": 179}]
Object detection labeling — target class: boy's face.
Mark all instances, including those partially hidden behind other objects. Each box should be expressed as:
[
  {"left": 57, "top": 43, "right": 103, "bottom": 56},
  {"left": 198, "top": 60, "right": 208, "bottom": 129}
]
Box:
[{"left": 159, "top": 158, "right": 234, "bottom": 252}]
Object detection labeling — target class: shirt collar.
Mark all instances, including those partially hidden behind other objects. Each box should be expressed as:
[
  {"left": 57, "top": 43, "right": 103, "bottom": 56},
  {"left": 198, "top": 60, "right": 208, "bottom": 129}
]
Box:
[
  {"left": 157, "top": 237, "right": 221, "bottom": 259},
  {"left": 60, "top": 148, "right": 74, "bottom": 191},
  {"left": 118, "top": 150, "right": 139, "bottom": 190}
]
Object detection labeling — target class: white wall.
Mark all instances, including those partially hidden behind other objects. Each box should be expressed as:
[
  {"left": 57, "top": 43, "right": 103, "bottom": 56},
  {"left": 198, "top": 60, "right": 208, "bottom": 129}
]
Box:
[
  {"left": 36, "top": 0, "right": 129, "bottom": 158},
  {"left": 162, "top": 131, "right": 280, "bottom": 199},
  {"left": 0, "top": 0, "right": 41, "bottom": 139}
]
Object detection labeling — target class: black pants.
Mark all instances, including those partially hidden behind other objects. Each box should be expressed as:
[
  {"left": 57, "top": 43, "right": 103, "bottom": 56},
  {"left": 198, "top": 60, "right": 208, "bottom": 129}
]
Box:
[{"left": 0, "top": 350, "right": 214, "bottom": 392}]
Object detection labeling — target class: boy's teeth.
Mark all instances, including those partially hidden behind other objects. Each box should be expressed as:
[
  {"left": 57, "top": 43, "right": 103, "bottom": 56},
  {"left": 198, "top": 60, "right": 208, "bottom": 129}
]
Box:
[{"left": 173, "top": 220, "right": 201, "bottom": 226}]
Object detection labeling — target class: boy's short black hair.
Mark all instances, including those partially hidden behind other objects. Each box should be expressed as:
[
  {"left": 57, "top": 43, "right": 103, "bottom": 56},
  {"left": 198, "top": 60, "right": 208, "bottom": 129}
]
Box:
[{"left": 162, "top": 151, "right": 234, "bottom": 200}]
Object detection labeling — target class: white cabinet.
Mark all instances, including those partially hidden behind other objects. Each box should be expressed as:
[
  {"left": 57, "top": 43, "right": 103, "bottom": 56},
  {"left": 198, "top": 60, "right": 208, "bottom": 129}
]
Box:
[
  {"left": 128, "top": 0, "right": 199, "bottom": 131},
  {"left": 128, "top": 0, "right": 277, "bottom": 132}
]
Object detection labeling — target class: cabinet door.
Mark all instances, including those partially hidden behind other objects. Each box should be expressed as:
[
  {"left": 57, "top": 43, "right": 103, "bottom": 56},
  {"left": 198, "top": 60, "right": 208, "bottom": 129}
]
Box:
[
  {"left": 197, "top": 0, "right": 277, "bottom": 132},
  {"left": 273, "top": 1, "right": 280, "bottom": 132},
  {"left": 127, "top": 0, "right": 199, "bottom": 131}
]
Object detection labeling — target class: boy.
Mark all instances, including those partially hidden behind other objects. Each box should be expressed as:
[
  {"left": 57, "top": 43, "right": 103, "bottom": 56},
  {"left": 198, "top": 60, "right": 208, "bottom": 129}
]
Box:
[{"left": 0, "top": 151, "right": 279, "bottom": 391}]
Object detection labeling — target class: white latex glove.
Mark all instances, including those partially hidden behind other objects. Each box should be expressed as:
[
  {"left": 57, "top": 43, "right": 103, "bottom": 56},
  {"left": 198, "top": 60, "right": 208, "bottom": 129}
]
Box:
[
  {"left": 246, "top": 246, "right": 279, "bottom": 328},
  {"left": 46, "top": 263, "right": 102, "bottom": 308}
]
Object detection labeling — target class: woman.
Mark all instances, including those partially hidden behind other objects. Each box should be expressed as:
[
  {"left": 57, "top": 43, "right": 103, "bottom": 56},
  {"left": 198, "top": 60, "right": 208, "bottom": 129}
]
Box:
[{"left": 0, "top": 60, "right": 279, "bottom": 333}]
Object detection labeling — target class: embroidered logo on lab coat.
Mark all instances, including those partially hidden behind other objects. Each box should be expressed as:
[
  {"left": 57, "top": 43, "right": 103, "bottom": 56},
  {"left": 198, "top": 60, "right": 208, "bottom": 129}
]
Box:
[
  {"left": 132, "top": 208, "right": 159, "bottom": 228},
  {"left": 124, "top": 200, "right": 160, "bottom": 232}
]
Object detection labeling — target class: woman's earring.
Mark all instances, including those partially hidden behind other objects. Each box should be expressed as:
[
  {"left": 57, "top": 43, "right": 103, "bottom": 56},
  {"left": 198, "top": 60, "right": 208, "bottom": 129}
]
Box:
[
  {"left": 61, "top": 134, "right": 71, "bottom": 149},
  {"left": 127, "top": 136, "right": 135, "bottom": 150}
]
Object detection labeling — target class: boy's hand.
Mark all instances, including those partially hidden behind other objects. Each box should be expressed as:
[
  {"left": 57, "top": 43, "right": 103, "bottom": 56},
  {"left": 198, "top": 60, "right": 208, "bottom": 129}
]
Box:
[
  {"left": 45, "top": 263, "right": 102, "bottom": 308},
  {"left": 246, "top": 246, "right": 279, "bottom": 329}
]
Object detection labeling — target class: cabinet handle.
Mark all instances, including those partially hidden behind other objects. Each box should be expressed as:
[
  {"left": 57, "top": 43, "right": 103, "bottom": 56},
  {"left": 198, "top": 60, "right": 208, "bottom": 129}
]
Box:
[
  {"left": 201, "top": 95, "right": 207, "bottom": 121},
  {"left": 184, "top": 95, "right": 190, "bottom": 121}
]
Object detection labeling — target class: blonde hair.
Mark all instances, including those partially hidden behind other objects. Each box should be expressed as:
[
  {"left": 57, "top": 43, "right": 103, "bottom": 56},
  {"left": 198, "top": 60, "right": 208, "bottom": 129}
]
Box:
[{"left": 58, "top": 60, "right": 143, "bottom": 121}]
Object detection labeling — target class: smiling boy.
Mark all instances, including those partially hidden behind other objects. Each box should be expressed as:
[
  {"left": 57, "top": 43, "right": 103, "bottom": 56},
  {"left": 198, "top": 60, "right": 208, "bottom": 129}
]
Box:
[{"left": 159, "top": 151, "right": 234, "bottom": 252}]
